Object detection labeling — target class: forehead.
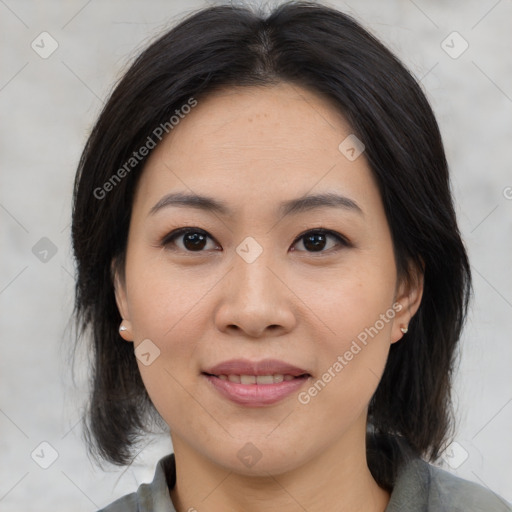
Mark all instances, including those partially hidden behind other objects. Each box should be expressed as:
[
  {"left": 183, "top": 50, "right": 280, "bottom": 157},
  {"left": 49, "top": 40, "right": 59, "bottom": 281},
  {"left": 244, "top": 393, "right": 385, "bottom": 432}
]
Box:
[
  {"left": 133, "top": 83, "right": 379, "bottom": 216},
  {"left": 163, "top": 83, "right": 351, "bottom": 158}
]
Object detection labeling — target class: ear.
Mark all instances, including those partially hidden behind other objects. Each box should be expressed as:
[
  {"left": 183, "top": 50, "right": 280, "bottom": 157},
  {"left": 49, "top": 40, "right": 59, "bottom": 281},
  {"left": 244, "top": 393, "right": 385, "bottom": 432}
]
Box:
[
  {"left": 112, "top": 258, "right": 129, "bottom": 317},
  {"left": 391, "top": 260, "right": 424, "bottom": 344},
  {"left": 112, "top": 258, "right": 132, "bottom": 343}
]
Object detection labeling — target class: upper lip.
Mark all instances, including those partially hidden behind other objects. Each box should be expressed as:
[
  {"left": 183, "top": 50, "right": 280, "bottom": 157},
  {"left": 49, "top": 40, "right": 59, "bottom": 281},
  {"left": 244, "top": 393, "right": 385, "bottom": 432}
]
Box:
[{"left": 203, "top": 358, "right": 310, "bottom": 377}]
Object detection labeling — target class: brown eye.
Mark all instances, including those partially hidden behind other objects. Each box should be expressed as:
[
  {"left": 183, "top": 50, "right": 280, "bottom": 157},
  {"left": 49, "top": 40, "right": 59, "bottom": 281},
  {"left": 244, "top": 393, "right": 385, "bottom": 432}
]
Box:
[
  {"left": 161, "top": 227, "right": 348, "bottom": 254},
  {"left": 292, "top": 229, "right": 348, "bottom": 253},
  {"left": 162, "top": 228, "right": 219, "bottom": 252}
]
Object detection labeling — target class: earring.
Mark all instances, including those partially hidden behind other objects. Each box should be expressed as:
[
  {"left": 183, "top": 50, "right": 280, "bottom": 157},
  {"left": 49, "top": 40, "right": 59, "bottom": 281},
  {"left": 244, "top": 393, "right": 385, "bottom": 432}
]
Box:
[
  {"left": 118, "top": 322, "right": 133, "bottom": 342},
  {"left": 400, "top": 325, "right": 408, "bottom": 334}
]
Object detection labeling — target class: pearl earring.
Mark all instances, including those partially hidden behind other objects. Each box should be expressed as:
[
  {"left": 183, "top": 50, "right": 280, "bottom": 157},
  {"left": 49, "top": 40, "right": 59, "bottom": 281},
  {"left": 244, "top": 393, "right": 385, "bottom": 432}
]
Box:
[
  {"left": 119, "top": 324, "right": 128, "bottom": 333},
  {"left": 400, "top": 325, "right": 408, "bottom": 334}
]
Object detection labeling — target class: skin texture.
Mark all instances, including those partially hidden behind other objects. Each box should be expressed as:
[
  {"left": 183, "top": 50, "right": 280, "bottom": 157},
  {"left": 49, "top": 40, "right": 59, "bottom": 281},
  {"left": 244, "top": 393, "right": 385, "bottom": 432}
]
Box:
[{"left": 114, "top": 82, "right": 423, "bottom": 512}]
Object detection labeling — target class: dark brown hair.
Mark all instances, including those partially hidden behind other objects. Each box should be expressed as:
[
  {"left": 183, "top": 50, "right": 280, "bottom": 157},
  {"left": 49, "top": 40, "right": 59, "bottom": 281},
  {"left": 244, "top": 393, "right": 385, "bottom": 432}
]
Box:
[{"left": 71, "top": 0, "right": 472, "bottom": 490}]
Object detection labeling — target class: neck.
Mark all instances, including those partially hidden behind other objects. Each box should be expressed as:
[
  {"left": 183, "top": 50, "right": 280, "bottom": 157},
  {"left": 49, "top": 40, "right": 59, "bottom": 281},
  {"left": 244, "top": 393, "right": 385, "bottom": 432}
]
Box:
[{"left": 169, "top": 420, "right": 390, "bottom": 512}]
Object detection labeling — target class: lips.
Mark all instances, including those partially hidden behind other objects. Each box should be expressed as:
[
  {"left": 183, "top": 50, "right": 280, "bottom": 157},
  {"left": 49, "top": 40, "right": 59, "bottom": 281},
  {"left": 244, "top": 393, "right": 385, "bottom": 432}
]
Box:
[
  {"left": 202, "top": 358, "right": 310, "bottom": 379},
  {"left": 202, "top": 359, "right": 311, "bottom": 406}
]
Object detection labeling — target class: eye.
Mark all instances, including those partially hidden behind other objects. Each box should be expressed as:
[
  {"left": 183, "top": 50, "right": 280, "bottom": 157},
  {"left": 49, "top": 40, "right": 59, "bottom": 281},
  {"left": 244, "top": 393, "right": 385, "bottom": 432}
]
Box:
[
  {"left": 291, "top": 229, "right": 349, "bottom": 253},
  {"left": 161, "top": 227, "right": 349, "bottom": 254},
  {"left": 161, "top": 228, "right": 219, "bottom": 252}
]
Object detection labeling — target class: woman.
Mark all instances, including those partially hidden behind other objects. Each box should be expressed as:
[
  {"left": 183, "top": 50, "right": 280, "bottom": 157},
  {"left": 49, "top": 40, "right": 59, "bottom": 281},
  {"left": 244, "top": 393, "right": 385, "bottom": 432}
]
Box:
[{"left": 71, "top": 1, "right": 511, "bottom": 510}]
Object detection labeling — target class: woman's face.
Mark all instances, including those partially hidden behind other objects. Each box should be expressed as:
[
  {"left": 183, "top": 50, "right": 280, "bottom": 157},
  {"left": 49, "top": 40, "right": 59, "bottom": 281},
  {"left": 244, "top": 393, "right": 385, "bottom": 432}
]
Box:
[{"left": 115, "top": 82, "right": 422, "bottom": 475}]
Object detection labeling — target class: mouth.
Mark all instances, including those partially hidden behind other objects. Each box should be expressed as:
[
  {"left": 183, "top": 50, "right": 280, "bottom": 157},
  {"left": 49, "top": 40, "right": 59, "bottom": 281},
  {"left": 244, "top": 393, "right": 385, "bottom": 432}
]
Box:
[
  {"left": 202, "top": 373, "right": 310, "bottom": 384},
  {"left": 201, "top": 359, "right": 312, "bottom": 406},
  {"left": 203, "top": 358, "right": 310, "bottom": 379}
]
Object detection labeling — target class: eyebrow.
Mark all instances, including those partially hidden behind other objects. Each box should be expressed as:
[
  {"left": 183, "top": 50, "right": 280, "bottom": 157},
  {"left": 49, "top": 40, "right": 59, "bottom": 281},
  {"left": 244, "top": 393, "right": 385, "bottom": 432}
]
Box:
[{"left": 149, "top": 191, "right": 364, "bottom": 218}]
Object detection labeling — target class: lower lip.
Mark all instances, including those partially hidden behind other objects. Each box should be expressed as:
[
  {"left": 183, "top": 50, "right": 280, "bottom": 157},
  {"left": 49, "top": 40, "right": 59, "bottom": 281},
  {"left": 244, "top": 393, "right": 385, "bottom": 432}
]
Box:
[{"left": 203, "top": 374, "right": 310, "bottom": 407}]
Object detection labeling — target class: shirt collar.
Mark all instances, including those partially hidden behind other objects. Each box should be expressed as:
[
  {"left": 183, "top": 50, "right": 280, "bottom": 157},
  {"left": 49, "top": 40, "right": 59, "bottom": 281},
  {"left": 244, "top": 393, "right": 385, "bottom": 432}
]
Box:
[{"left": 143, "top": 451, "right": 432, "bottom": 512}]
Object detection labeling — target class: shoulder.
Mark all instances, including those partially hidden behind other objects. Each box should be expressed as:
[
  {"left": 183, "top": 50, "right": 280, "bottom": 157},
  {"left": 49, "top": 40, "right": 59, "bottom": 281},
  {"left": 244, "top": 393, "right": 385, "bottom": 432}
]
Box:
[
  {"left": 426, "top": 461, "right": 512, "bottom": 511},
  {"left": 388, "top": 455, "right": 512, "bottom": 512},
  {"left": 95, "top": 453, "right": 176, "bottom": 512},
  {"left": 96, "top": 491, "right": 138, "bottom": 512}
]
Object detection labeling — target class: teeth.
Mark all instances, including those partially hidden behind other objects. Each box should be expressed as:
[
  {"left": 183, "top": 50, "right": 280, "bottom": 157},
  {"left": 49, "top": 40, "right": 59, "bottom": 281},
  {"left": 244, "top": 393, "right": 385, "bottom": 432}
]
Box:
[
  {"left": 216, "top": 374, "right": 299, "bottom": 384},
  {"left": 240, "top": 375, "right": 256, "bottom": 385},
  {"left": 256, "top": 375, "right": 274, "bottom": 385}
]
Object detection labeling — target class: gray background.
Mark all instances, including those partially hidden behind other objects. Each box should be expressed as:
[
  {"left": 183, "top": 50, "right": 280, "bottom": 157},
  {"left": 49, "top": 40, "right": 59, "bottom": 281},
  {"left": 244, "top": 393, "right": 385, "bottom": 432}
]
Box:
[{"left": 1, "top": 0, "right": 511, "bottom": 509}]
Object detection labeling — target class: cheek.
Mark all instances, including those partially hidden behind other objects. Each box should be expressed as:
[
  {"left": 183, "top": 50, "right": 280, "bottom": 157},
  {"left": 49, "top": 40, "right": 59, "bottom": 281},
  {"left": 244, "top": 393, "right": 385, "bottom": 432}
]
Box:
[
  {"left": 127, "top": 263, "right": 204, "bottom": 420},
  {"left": 297, "top": 253, "right": 396, "bottom": 345},
  {"left": 122, "top": 267, "right": 206, "bottom": 416},
  {"left": 298, "top": 284, "right": 395, "bottom": 428},
  {"left": 125, "top": 248, "right": 208, "bottom": 343},
  {"left": 300, "top": 249, "right": 397, "bottom": 393}
]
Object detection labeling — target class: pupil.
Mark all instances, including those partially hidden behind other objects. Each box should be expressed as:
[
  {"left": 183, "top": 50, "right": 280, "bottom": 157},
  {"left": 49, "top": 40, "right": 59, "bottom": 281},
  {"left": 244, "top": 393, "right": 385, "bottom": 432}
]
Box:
[
  {"left": 304, "top": 233, "right": 326, "bottom": 252},
  {"left": 184, "top": 232, "right": 206, "bottom": 251}
]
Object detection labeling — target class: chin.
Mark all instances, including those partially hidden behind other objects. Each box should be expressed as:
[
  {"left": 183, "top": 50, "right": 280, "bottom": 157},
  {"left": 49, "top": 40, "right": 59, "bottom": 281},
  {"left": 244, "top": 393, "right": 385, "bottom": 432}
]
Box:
[{"left": 204, "top": 441, "right": 308, "bottom": 477}]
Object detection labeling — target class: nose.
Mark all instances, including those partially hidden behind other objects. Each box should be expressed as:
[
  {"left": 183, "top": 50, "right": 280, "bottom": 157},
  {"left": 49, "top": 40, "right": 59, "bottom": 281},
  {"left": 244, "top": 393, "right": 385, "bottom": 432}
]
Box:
[{"left": 214, "top": 250, "right": 297, "bottom": 338}]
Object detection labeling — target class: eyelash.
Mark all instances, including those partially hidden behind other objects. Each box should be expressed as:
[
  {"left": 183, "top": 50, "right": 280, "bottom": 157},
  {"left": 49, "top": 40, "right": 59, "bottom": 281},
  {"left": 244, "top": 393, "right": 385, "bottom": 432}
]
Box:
[{"left": 160, "top": 227, "right": 350, "bottom": 254}]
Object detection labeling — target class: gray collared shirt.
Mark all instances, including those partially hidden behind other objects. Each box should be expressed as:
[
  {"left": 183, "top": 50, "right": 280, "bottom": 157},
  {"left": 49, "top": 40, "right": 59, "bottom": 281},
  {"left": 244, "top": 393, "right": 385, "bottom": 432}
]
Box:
[{"left": 97, "top": 453, "right": 512, "bottom": 511}]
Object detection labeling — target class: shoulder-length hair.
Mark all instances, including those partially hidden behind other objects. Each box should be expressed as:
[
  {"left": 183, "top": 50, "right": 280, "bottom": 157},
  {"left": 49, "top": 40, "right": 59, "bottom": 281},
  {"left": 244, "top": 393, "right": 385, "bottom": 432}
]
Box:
[{"left": 71, "top": 0, "right": 472, "bottom": 490}]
